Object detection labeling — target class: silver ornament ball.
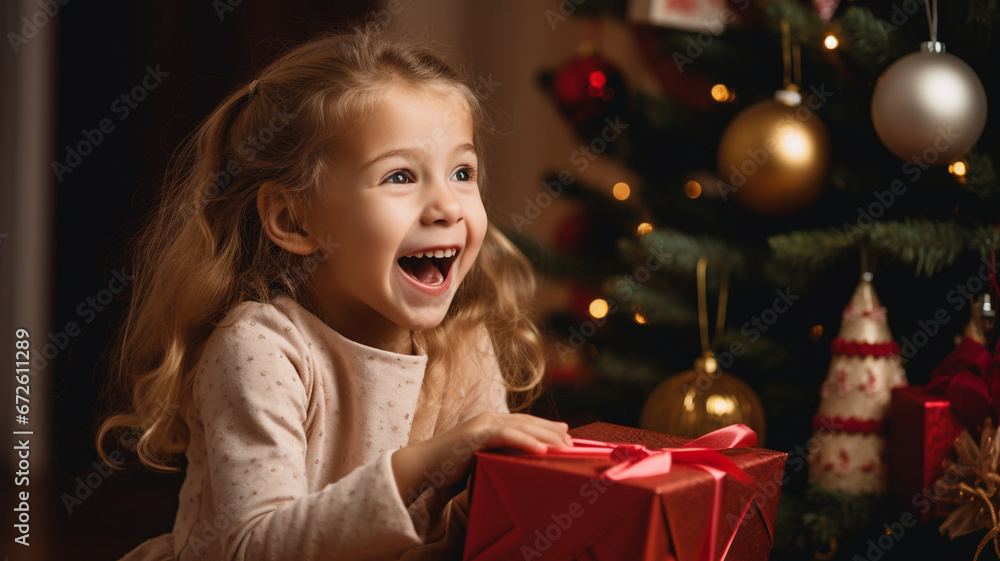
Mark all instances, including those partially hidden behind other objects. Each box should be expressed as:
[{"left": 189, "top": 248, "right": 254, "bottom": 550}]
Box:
[{"left": 871, "top": 42, "right": 988, "bottom": 164}]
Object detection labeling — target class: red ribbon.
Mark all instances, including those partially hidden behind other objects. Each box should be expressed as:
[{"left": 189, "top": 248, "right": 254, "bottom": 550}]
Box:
[
  {"left": 537, "top": 424, "right": 759, "bottom": 561},
  {"left": 544, "top": 424, "right": 756, "bottom": 483},
  {"left": 928, "top": 336, "right": 1000, "bottom": 431}
]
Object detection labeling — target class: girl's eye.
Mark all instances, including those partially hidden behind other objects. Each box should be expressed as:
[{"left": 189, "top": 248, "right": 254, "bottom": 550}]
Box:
[
  {"left": 451, "top": 167, "right": 476, "bottom": 182},
  {"left": 383, "top": 170, "right": 413, "bottom": 184}
]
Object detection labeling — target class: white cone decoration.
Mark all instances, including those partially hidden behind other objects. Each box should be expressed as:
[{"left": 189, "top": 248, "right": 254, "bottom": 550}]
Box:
[{"left": 808, "top": 277, "right": 908, "bottom": 495}]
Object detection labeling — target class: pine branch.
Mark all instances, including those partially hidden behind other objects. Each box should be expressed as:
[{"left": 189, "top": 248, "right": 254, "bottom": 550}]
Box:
[
  {"left": 769, "top": 220, "right": 995, "bottom": 277},
  {"left": 595, "top": 350, "right": 667, "bottom": 390},
  {"left": 867, "top": 220, "right": 969, "bottom": 275},
  {"left": 620, "top": 284, "right": 695, "bottom": 326},
  {"left": 619, "top": 229, "right": 748, "bottom": 279},
  {"left": 801, "top": 484, "right": 882, "bottom": 546},
  {"left": 837, "top": 6, "right": 916, "bottom": 79},
  {"left": 965, "top": 150, "right": 1000, "bottom": 197},
  {"left": 763, "top": 0, "right": 825, "bottom": 40},
  {"left": 767, "top": 227, "right": 853, "bottom": 271}
]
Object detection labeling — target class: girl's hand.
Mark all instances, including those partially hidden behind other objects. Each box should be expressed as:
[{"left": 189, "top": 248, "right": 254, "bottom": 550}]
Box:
[{"left": 391, "top": 412, "right": 571, "bottom": 504}]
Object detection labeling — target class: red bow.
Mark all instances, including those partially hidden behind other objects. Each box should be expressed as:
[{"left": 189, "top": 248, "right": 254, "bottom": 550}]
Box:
[
  {"left": 541, "top": 423, "right": 757, "bottom": 484},
  {"left": 536, "top": 424, "right": 759, "bottom": 561},
  {"left": 928, "top": 336, "right": 1000, "bottom": 431}
]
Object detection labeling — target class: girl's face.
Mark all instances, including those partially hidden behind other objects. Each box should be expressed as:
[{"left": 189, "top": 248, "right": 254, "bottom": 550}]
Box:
[{"left": 300, "top": 86, "right": 487, "bottom": 352}]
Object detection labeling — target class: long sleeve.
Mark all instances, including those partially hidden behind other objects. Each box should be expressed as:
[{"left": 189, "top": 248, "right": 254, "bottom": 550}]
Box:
[
  {"left": 395, "top": 325, "right": 511, "bottom": 561},
  {"left": 188, "top": 306, "right": 425, "bottom": 561}
]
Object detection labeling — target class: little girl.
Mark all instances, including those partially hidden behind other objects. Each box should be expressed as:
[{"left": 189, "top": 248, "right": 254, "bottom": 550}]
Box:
[{"left": 99, "top": 22, "right": 571, "bottom": 561}]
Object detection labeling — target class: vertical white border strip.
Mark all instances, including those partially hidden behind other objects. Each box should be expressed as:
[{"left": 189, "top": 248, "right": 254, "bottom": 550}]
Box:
[{"left": 3, "top": 0, "right": 55, "bottom": 558}]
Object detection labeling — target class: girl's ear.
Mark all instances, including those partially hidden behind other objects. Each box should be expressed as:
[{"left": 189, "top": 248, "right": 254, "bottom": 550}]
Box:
[{"left": 257, "top": 183, "right": 317, "bottom": 255}]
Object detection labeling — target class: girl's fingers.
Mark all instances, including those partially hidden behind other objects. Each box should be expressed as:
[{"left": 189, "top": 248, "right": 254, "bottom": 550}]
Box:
[
  {"left": 521, "top": 416, "right": 572, "bottom": 446},
  {"left": 517, "top": 419, "right": 571, "bottom": 448},
  {"left": 493, "top": 428, "right": 548, "bottom": 453},
  {"left": 499, "top": 416, "right": 571, "bottom": 449},
  {"left": 467, "top": 413, "right": 573, "bottom": 453}
]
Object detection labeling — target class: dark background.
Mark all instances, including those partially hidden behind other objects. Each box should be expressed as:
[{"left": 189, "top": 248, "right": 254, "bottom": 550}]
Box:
[{"left": 51, "top": 2, "right": 373, "bottom": 557}]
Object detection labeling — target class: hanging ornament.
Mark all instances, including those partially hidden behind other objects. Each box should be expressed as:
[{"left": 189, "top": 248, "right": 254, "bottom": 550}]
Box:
[
  {"left": 549, "top": 45, "right": 627, "bottom": 141},
  {"left": 871, "top": 0, "right": 987, "bottom": 164},
  {"left": 812, "top": 0, "right": 841, "bottom": 21},
  {"left": 716, "top": 21, "right": 831, "bottom": 215},
  {"left": 957, "top": 293, "right": 996, "bottom": 346},
  {"left": 627, "top": 0, "right": 731, "bottom": 32},
  {"left": 640, "top": 257, "right": 767, "bottom": 442},
  {"left": 807, "top": 259, "right": 908, "bottom": 496}
]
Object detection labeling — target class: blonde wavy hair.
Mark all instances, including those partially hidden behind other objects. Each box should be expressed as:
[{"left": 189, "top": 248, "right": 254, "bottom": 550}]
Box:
[{"left": 98, "top": 22, "right": 546, "bottom": 472}]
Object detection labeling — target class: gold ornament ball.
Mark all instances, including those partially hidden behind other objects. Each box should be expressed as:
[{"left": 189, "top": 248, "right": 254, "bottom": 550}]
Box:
[
  {"left": 717, "top": 97, "right": 830, "bottom": 215},
  {"left": 640, "top": 365, "right": 767, "bottom": 444},
  {"left": 871, "top": 46, "right": 988, "bottom": 164}
]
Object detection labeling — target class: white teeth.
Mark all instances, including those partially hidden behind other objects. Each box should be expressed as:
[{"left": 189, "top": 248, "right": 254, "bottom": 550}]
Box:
[{"left": 403, "top": 248, "right": 457, "bottom": 258}]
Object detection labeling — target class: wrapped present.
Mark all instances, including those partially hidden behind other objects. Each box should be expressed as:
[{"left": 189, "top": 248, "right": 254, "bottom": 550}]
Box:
[
  {"left": 888, "top": 386, "right": 964, "bottom": 520},
  {"left": 462, "top": 422, "right": 786, "bottom": 561},
  {"left": 888, "top": 336, "right": 999, "bottom": 520}
]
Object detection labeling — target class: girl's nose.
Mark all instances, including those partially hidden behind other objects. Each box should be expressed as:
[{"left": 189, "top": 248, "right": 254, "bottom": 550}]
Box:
[{"left": 421, "top": 179, "right": 463, "bottom": 225}]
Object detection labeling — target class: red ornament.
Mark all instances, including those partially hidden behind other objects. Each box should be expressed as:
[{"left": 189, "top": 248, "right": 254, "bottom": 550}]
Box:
[{"left": 550, "top": 53, "right": 627, "bottom": 138}]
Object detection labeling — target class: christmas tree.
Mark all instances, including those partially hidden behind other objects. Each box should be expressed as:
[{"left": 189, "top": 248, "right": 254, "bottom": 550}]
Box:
[{"left": 524, "top": 0, "right": 1000, "bottom": 557}]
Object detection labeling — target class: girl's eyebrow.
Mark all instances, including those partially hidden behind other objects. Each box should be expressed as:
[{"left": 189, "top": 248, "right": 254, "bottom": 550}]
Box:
[
  {"left": 361, "top": 148, "right": 416, "bottom": 170},
  {"left": 361, "top": 143, "right": 478, "bottom": 170},
  {"left": 455, "top": 143, "right": 478, "bottom": 159}
]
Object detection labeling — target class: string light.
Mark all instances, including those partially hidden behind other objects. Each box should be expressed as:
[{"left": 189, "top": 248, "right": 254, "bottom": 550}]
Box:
[
  {"left": 823, "top": 34, "right": 839, "bottom": 50},
  {"left": 636, "top": 222, "right": 653, "bottom": 235},
  {"left": 949, "top": 159, "right": 968, "bottom": 177},
  {"left": 612, "top": 182, "right": 631, "bottom": 200},
  {"left": 711, "top": 84, "right": 735, "bottom": 102},
  {"left": 589, "top": 299, "right": 610, "bottom": 319},
  {"left": 684, "top": 180, "right": 702, "bottom": 199},
  {"left": 634, "top": 312, "right": 648, "bottom": 324},
  {"left": 588, "top": 71, "right": 607, "bottom": 98},
  {"left": 809, "top": 325, "right": 824, "bottom": 342}
]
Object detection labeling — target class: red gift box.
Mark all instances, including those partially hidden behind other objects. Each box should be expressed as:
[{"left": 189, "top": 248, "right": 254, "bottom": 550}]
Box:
[
  {"left": 462, "top": 422, "right": 786, "bottom": 561},
  {"left": 888, "top": 386, "right": 964, "bottom": 520}
]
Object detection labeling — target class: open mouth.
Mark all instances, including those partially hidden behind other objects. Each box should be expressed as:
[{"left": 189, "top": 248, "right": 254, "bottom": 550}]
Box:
[{"left": 397, "top": 248, "right": 459, "bottom": 286}]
